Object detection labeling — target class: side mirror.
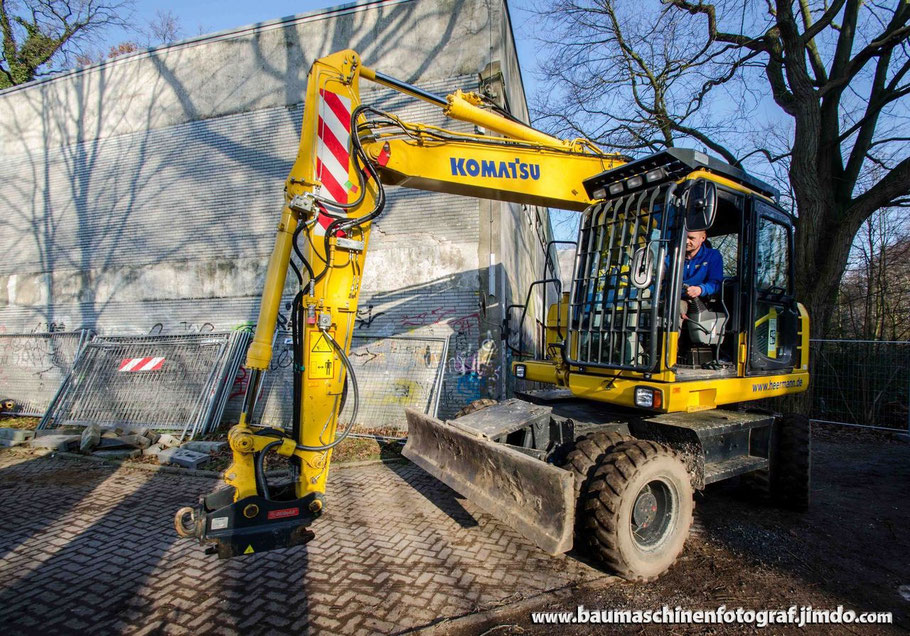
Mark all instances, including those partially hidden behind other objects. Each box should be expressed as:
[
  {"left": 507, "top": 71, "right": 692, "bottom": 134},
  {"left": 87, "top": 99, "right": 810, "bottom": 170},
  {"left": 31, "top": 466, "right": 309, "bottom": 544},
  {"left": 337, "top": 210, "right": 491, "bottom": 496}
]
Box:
[{"left": 685, "top": 179, "right": 717, "bottom": 231}]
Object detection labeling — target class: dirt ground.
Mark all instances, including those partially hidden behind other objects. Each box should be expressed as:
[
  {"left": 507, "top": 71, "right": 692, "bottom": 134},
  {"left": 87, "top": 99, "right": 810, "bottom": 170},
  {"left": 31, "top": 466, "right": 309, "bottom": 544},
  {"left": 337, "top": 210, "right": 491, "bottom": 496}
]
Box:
[{"left": 456, "top": 425, "right": 910, "bottom": 635}]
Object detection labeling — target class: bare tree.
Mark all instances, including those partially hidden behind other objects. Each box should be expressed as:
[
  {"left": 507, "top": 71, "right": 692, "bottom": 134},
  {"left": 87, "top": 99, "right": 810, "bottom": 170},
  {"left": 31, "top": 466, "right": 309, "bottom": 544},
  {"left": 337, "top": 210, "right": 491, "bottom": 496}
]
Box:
[
  {"left": 145, "top": 8, "right": 182, "bottom": 45},
  {"left": 531, "top": 1, "right": 763, "bottom": 165},
  {"left": 529, "top": 1, "right": 910, "bottom": 337},
  {"left": 832, "top": 208, "right": 910, "bottom": 340},
  {"left": 0, "top": 0, "right": 133, "bottom": 88}
]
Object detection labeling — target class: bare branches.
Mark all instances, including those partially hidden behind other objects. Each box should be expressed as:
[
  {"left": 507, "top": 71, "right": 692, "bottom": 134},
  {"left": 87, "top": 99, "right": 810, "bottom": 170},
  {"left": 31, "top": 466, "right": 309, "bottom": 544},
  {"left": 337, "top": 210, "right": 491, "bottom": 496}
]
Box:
[
  {"left": 530, "top": 0, "right": 750, "bottom": 161},
  {"left": 0, "top": 0, "right": 133, "bottom": 87},
  {"left": 849, "top": 154, "right": 910, "bottom": 222}
]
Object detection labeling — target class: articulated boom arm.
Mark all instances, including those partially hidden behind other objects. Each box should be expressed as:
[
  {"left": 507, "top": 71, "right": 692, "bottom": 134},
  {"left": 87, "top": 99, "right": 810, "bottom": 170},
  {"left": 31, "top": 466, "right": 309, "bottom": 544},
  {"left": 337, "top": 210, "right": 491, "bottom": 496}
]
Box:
[{"left": 174, "top": 50, "right": 623, "bottom": 558}]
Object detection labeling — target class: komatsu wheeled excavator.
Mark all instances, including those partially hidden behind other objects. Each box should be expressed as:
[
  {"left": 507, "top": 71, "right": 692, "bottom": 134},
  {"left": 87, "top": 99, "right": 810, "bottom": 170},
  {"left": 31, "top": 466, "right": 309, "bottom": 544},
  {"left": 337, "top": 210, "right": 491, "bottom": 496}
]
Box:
[{"left": 174, "top": 50, "right": 811, "bottom": 581}]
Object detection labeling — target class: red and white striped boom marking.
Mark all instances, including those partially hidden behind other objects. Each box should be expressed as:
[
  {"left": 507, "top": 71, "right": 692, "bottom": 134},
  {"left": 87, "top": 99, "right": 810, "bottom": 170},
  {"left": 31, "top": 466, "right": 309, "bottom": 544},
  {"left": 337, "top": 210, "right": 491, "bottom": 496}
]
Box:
[
  {"left": 314, "top": 89, "right": 353, "bottom": 236},
  {"left": 119, "top": 357, "right": 165, "bottom": 372}
]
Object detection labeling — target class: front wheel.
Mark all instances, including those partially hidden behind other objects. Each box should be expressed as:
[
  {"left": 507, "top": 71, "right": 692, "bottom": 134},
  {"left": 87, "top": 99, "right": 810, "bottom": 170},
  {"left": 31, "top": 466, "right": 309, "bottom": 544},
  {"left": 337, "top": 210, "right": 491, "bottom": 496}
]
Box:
[{"left": 579, "top": 440, "right": 694, "bottom": 581}]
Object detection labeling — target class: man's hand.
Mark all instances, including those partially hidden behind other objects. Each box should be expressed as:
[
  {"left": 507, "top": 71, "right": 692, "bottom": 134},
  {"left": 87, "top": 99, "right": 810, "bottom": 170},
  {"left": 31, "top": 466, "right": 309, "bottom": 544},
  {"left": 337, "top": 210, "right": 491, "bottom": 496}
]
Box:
[{"left": 686, "top": 285, "right": 703, "bottom": 298}]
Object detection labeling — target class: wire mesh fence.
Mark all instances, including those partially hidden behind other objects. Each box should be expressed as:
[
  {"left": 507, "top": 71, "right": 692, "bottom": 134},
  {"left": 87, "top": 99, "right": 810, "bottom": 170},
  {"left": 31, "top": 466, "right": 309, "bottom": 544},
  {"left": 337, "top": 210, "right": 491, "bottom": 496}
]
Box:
[
  {"left": 808, "top": 339, "right": 909, "bottom": 431},
  {"left": 0, "top": 331, "right": 91, "bottom": 416},
  {"left": 39, "top": 331, "right": 251, "bottom": 439},
  {"left": 245, "top": 333, "right": 449, "bottom": 431}
]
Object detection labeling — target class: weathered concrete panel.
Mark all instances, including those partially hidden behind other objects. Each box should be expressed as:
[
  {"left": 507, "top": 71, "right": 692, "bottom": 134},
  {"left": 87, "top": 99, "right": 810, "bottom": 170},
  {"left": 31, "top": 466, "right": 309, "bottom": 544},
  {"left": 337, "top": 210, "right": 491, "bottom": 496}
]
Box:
[
  {"left": 0, "top": 0, "right": 552, "bottom": 418},
  {"left": 0, "top": 0, "right": 498, "bottom": 156}
]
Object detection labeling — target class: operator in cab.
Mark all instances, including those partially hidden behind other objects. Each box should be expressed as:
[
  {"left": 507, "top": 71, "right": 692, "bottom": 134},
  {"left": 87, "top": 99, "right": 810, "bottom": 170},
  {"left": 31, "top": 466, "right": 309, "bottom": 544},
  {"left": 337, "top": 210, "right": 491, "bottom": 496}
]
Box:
[{"left": 680, "top": 230, "right": 723, "bottom": 318}]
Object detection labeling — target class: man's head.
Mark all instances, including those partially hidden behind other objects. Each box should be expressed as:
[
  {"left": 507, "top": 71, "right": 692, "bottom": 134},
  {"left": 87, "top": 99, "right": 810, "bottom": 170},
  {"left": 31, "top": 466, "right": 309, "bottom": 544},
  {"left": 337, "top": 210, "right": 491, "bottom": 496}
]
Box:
[{"left": 686, "top": 230, "right": 707, "bottom": 257}]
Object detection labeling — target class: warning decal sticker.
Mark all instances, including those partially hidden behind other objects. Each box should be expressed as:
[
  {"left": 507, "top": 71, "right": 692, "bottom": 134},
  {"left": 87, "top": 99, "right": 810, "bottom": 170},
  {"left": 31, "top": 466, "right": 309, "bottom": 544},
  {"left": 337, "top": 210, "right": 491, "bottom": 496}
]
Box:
[{"left": 308, "top": 332, "right": 334, "bottom": 379}]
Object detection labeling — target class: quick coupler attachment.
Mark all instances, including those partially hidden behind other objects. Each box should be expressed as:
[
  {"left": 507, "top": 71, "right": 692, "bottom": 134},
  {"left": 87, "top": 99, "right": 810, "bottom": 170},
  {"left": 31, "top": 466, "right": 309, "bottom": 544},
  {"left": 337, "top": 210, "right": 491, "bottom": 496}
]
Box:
[{"left": 175, "top": 488, "right": 322, "bottom": 558}]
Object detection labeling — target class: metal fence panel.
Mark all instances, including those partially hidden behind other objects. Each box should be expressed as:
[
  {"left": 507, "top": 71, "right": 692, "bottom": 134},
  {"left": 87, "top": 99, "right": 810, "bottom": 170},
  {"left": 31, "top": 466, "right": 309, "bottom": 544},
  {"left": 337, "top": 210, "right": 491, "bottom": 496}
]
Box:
[
  {"left": 40, "top": 332, "right": 250, "bottom": 438},
  {"left": 246, "top": 333, "right": 448, "bottom": 431},
  {"left": 808, "top": 339, "right": 909, "bottom": 431},
  {"left": 0, "top": 331, "right": 90, "bottom": 415}
]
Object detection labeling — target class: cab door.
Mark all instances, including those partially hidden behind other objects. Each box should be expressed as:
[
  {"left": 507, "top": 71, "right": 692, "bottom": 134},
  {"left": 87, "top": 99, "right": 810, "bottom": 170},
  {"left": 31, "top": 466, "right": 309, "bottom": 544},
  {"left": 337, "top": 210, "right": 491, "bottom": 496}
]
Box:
[{"left": 746, "top": 199, "right": 799, "bottom": 373}]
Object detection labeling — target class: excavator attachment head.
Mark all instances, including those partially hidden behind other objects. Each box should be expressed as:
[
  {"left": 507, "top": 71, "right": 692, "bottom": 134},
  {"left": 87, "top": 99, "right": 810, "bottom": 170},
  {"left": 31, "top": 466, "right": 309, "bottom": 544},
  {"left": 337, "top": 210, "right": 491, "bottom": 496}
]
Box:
[
  {"left": 176, "top": 487, "right": 320, "bottom": 558},
  {"left": 403, "top": 408, "right": 575, "bottom": 555}
]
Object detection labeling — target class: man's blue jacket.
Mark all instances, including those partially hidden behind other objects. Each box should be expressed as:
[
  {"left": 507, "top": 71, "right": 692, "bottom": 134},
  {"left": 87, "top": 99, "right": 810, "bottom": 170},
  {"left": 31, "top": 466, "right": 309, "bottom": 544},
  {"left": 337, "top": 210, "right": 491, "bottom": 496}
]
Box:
[{"left": 683, "top": 244, "right": 724, "bottom": 297}]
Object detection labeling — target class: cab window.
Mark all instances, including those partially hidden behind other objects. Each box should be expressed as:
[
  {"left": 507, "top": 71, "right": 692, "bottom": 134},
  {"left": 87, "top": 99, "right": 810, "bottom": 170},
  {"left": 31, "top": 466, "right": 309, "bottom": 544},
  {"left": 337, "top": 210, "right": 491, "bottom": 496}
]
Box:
[{"left": 755, "top": 209, "right": 791, "bottom": 293}]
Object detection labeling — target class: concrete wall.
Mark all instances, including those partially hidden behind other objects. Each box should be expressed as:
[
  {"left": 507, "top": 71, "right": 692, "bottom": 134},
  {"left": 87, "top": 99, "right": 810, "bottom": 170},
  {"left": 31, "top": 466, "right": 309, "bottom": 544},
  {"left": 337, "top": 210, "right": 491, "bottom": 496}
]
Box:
[{"left": 0, "top": 0, "right": 552, "bottom": 421}]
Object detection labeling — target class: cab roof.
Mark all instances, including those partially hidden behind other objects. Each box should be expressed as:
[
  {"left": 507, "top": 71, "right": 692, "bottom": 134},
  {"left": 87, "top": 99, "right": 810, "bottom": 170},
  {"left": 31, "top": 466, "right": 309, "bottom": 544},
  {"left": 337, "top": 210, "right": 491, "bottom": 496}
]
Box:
[{"left": 583, "top": 148, "right": 780, "bottom": 202}]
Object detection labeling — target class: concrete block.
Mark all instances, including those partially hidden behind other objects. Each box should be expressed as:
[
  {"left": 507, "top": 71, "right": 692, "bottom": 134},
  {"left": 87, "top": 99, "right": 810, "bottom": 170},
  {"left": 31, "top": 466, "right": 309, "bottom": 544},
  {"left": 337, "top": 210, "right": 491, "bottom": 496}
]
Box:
[
  {"left": 93, "top": 449, "right": 141, "bottom": 460},
  {"left": 158, "top": 447, "right": 210, "bottom": 470},
  {"left": 182, "top": 441, "right": 226, "bottom": 454},
  {"left": 0, "top": 439, "right": 24, "bottom": 447},
  {"left": 95, "top": 437, "right": 134, "bottom": 450},
  {"left": 157, "top": 434, "right": 182, "bottom": 448},
  {"left": 142, "top": 444, "right": 163, "bottom": 457},
  {"left": 29, "top": 435, "right": 80, "bottom": 451},
  {"left": 34, "top": 429, "right": 67, "bottom": 437},
  {"left": 119, "top": 434, "right": 152, "bottom": 449},
  {"left": 144, "top": 431, "right": 161, "bottom": 444},
  {"left": 0, "top": 428, "right": 35, "bottom": 442},
  {"left": 80, "top": 425, "right": 101, "bottom": 453}
]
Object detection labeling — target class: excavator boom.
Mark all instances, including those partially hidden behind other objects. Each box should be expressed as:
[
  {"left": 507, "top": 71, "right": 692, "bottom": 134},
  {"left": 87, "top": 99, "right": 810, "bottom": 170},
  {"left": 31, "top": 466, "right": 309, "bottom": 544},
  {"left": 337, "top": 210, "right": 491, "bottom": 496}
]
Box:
[{"left": 174, "top": 50, "right": 622, "bottom": 558}]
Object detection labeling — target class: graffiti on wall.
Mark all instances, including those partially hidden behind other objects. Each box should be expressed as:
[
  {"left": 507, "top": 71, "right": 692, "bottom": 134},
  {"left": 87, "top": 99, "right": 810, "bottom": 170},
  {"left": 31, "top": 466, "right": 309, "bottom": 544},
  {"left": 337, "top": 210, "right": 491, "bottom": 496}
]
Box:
[
  {"left": 444, "top": 325, "right": 501, "bottom": 407},
  {"left": 148, "top": 321, "right": 216, "bottom": 335}
]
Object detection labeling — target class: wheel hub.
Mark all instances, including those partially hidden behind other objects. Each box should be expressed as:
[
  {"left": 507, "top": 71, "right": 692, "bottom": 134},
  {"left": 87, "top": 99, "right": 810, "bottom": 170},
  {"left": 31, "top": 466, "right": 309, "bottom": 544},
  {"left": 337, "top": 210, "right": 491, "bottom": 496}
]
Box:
[
  {"left": 630, "top": 479, "right": 674, "bottom": 548},
  {"left": 633, "top": 489, "right": 658, "bottom": 528}
]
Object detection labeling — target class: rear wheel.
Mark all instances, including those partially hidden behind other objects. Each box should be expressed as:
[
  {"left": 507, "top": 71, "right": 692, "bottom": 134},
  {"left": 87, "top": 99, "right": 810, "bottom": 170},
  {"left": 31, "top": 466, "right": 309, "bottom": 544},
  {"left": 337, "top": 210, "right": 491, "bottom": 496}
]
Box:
[
  {"left": 742, "top": 413, "right": 811, "bottom": 510},
  {"left": 579, "top": 440, "right": 694, "bottom": 581},
  {"left": 773, "top": 414, "right": 811, "bottom": 510}
]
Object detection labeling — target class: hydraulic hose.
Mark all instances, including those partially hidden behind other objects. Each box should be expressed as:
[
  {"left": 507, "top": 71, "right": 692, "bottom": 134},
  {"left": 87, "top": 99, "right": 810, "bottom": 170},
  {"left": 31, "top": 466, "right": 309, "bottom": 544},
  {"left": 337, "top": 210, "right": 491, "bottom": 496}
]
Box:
[{"left": 255, "top": 440, "right": 282, "bottom": 501}]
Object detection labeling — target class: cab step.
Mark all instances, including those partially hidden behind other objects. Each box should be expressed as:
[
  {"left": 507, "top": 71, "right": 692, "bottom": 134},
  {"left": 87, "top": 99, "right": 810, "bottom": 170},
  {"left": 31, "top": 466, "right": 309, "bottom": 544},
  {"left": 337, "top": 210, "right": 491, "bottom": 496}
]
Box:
[{"left": 704, "top": 455, "right": 768, "bottom": 485}]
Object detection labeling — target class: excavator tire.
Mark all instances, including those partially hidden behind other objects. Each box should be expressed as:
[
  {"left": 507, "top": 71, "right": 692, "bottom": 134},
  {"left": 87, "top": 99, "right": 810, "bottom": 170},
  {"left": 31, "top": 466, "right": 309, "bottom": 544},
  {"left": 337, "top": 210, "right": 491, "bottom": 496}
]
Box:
[
  {"left": 454, "top": 398, "right": 498, "bottom": 419},
  {"left": 743, "top": 414, "right": 811, "bottom": 510},
  {"left": 578, "top": 440, "right": 693, "bottom": 582},
  {"left": 773, "top": 414, "right": 811, "bottom": 510},
  {"left": 559, "top": 431, "right": 631, "bottom": 501}
]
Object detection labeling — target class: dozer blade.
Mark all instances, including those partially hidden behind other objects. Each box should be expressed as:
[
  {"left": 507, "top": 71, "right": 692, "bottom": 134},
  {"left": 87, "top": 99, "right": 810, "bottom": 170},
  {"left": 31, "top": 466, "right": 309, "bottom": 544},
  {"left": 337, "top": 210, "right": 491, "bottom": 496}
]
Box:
[{"left": 403, "top": 408, "right": 575, "bottom": 555}]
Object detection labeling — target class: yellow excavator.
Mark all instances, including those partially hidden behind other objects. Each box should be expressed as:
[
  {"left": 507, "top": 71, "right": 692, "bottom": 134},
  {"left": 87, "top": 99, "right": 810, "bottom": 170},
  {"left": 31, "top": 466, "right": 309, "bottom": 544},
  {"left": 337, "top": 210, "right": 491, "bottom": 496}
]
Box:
[{"left": 174, "top": 50, "right": 810, "bottom": 581}]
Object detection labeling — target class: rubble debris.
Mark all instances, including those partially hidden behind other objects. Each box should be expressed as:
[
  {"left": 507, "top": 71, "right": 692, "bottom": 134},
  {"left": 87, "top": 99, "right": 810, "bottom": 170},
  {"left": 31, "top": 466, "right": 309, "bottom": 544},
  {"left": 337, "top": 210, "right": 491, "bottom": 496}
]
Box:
[
  {"left": 80, "top": 425, "right": 101, "bottom": 453},
  {"left": 93, "top": 449, "right": 141, "bottom": 460},
  {"left": 119, "top": 434, "right": 151, "bottom": 450},
  {"left": 158, "top": 447, "right": 210, "bottom": 470},
  {"left": 29, "top": 434, "right": 80, "bottom": 451},
  {"left": 95, "top": 437, "right": 136, "bottom": 450},
  {"left": 157, "top": 434, "right": 182, "bottom": 448},
  {"left": 182, "top": 441, "right": 226, "bottom": 454},
  {"left": 142, "top": 444, "right": 163, "bottom": 457},
  {"left": 0, "top": 428, "right": 35, "bottom": 448}
]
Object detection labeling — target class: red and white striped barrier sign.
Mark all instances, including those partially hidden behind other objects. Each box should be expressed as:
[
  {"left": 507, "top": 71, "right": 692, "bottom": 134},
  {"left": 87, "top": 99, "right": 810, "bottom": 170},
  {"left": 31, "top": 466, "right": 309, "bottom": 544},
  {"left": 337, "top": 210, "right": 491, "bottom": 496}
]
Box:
[
  {"left": 118, "top": 357, "right": 165, "bottom": 372},
  {"left": 314, "top": 89, "right": 353, "bottom": 237}
]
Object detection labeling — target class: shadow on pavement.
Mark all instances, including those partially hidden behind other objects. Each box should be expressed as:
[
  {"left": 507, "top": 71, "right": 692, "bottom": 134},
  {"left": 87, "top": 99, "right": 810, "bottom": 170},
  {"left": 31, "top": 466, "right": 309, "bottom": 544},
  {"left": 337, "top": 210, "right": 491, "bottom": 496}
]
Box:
[{"left": 0, "top": 451, "right": 210, "bottom": 632}]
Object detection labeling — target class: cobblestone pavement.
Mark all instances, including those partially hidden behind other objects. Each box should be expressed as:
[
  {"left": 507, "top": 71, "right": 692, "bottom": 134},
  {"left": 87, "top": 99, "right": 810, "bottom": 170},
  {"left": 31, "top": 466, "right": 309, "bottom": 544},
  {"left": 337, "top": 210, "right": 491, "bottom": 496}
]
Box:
[{"left": 0, "top": 451, "right": 604, "bottom": 634}]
